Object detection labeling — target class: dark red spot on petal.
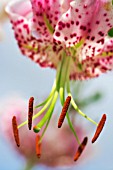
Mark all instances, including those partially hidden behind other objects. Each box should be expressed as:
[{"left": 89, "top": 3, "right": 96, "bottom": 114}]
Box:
[{"left": 55, "top": 32, "right": 60, "bottom": 37}]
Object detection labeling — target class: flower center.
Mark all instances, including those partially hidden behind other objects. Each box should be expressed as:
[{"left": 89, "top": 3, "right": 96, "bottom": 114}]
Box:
[
  {"left": 18, "top": 51, "right": 98, "bottom": 143},
  {"left": 12, "top": 50, "right": 107, "bottom": 161}
]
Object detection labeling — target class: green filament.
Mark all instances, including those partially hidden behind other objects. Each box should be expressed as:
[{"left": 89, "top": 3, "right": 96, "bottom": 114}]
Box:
[
  {"left": 18, "top": 50, "right": 98, "bottom": 146},
  {"left": 66, "top": 79, "right": 98, "bottom": 126},
  {"left": 59, "top": 56, "right": 81, "bottom": 145},
  {"left": 34, "top": 91, "right": 58, "bottom": 132}
]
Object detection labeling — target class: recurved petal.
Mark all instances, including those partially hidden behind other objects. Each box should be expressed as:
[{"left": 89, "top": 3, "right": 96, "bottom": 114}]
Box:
[
  {"left": 5, "top": 0, "right": 61, "bottom": 68},
  {"left": 54, "top": 0, "right": 96, "bottom": 47},
  {"left": 81, "top": 0, "right": 113, "bottom": 59},
  {"left": 69, "top": 54, "right": 113, "bottom": 80},
  {"left": 5, "top": 0, "right": 38, "bottom": 59}
]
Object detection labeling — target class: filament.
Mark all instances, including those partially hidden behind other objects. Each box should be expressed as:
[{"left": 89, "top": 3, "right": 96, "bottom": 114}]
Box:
[
  {"left": 36, "top": 135, "right": 41, "bottom": 158},
  {"left": 58, "top": 96, "right": 71, "bottom": 128},
  {"left": 12, "top": 116, "right": 20, "bottom": 147},
  {"left": 92, "top": 114, "right": 106, "bottom": 143},
  {"left": 67, "top": 79, "right": 98, "bottom": 126},
  {"left": 33, "top": 91, "right": 58, "bottom": 133},
  {"left": 74, "top": 137, "right": 88, "bottom": 161},
  {"left": 28, "top": 97, "right": 34, "bottom": 130}
]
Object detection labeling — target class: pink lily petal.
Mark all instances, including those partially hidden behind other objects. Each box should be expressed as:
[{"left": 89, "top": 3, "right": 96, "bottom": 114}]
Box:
[
  {"left": 54, "top": 0, "right": 113, "bottom": 54},
  {"left": 70, "top": 38, "right": 113, "bottom": 80},
  {"left": 69, "top": 56, "right": 113, "bottom": 80},
  {"left": 54, "top": 0, "right": 96, "bottom": 46},
  {"left": 61, "top": 0, "right": 72, "bottom": 13},
  {"left": 81, "top": 0, "right": 113, "bottom": 59},
  {"left": 31, "top": 0, "right": 61, "bottom": 41},
  {"left": 5, "top": 0, "right": 61, "bottom": 68}
]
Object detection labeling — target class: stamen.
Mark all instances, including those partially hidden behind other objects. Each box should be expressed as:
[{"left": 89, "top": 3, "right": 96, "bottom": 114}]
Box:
[
  {"left": 36, "top": 135, "right": 41, "bottom": 158},
  {"left": 58, "top": 96, "right": 71, "bottom": 128},
  {"left": 33, "top": 125, "right": 41, "bottom": 133},
  {"left": 92, "top": 114, "right": 106, "bottom": 143},
  {"left": 12, "top": 116, "right": 20, "bottom": 147},
  {"left": 28, "top": 97, "right": 34, "bottom": 130},
  {"left": 74, "top": 137, "right": 88, "bottom": 161}
]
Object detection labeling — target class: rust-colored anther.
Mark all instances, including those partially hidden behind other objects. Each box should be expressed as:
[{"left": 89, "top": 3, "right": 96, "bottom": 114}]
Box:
[
  {"left": 36, "top": 135, "right": 41, "bottom": 158},
  {"left": 12, "top": 116, "right": 20, "bottom": 147},
  {"left": 58, "top": 96, "right": 71, "bottom": 128},
  {"left": 28, "top": 97, "right": 34, "bottom": 130},
  {"left": 92, "top": 114, "right": 106, "bottom": 143},
  {"left": 74, "top": 137, "right": 88, "bottom": 162}
]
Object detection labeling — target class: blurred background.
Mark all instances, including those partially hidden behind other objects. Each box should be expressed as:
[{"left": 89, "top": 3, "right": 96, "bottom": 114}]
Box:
[{"left": 0, "top": 4, "right": 113, "bottom": 170}]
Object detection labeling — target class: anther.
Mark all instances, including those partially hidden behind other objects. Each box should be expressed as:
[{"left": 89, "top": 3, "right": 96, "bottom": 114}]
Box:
[
  {"left": 74, "top": 137, "right": 88, "bottom": 161},
  {"left": 92, "top": 114, "right": 106, "bottom": 143},
  {"left": 12, "top": 116, "right": 20, "bottom": 147},
  {"left": 28, "top": 97, "right": 34, "bottom": 130},
  {"left": 58, "top": 96, "right": 71, "bottom": 128},
  {"left": 36, "top": 135, "right": 41, "bottom": 158}
]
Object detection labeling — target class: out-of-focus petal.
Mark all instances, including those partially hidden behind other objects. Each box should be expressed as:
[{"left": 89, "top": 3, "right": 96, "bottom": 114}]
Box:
[{"left": 0, "top": 95, "right": 87, "bottom": 167}]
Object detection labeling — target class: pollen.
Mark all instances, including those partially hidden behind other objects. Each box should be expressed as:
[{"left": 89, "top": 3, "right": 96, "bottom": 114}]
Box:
[
  {"left": 12, "top": 116, "right": 20, "bottom": 147},
  {"left": 28, "top": 97, "right": 34, "bottom": 130},
  {"left": 74, "top": 137, "right": 88, "bottom": 161},
  {"left": 92, "top": 114, "right": 106, "bottom": 143},
  {"left": 36, "top": 135, "right": 41, "bottom": 158},
  {"left": 58, "top": 96, "right": 71, "bottom": 128}
]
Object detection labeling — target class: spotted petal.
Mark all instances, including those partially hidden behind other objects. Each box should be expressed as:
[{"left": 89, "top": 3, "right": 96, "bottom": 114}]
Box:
[
  {"left": 31, "top": 0, "right": 61, "bottom": 41},
  {"left": 81, "top": 0, "right": 113, "bottom": 60},
  {"left": 61, "top": 0, "right": 72, "bottom": 13},
  {"left": 5, "top": 0, "right": 61, "bottom": 68},
  {"left": 54, "top": 0, "right": 96, "bottom": 46},
  {"left": 70, "top": 56, "right": 113, "bottom": 80},
  {"left": 54, "top": 0, "right": 113, "bottom": 54}
]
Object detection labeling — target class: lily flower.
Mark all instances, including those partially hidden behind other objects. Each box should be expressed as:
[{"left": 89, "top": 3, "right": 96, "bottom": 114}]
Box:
[{"left": 5, "top": 0, "right": 111, "bottom": 161}]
